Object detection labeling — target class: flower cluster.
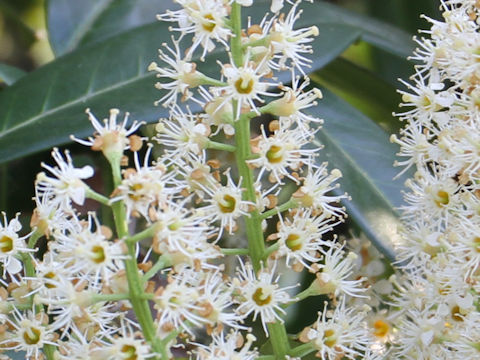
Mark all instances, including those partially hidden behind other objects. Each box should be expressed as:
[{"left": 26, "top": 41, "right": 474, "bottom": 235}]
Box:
[
  {"left": 0, "top": 1, "right": 385, "bottom": 359},
  {"left": 388, "top": 1, "right": 480, "bottom": 357}
]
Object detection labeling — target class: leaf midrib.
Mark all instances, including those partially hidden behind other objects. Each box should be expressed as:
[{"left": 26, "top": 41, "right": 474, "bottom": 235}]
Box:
[{"left": 0, "top": 71, "right": 154, "bottom": 140}]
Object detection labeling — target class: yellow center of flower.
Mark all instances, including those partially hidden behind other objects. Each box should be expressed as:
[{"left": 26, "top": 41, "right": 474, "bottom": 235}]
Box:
[
  {"left": 0, "top": 235, "right": 13, "bottom": 253},
  {"left": 323, "top": 329, "right": 336, "bottom": 347},
  {"left": 434, "top": 190, "right": 449, "bottom": 207},
  {"left": 234, "top": 76, "right": 255, "bottom": 94},
  {"left": 286, "top": 233, "right": 302, "bottom": 251},
  {"left": 44, "top": 271, "right": 57, "bottom": 289},
  {"left": 266, "top": 144, "right": 284, "bottom": 164},
  {"left": 252, "top": 287, "right": 272, "bottom": 306},
  {"left": 473, "top": 237, "right": 480, "bottom": 253},
  {"left": 168, "top": 221, "right": 182, "bottom": 231},
  {"left": 128, "top": 183, "right": 144, "bottom": 201},
  {"left": 90, "top": 245, "right": 106, "bottom": 264},
  {"left": 373, "top": 320, "right": 389, "bottom": 337},
  {"left": 218, "top": 194, "right": 236, "bottom": 213},
  {"left": 202, "top": 13, "right": 216, "bottom": 32},
  {"left": 23, "top": 326, "right": 41, "bottom": 345},
  {"left": 120, "top": 344, "right": 138, "bottom": 360},
  {"left": 451, "top": 305, "right": 463, "bottom": 322}
]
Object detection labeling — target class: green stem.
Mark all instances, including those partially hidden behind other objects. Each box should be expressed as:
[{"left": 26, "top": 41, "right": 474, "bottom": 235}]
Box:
[
  {"left": 231, "top": 2, "right": 244, "bottom": 67},
  {"left": 221, "top": 247, "right": 250, "bottom": 256},
  {"left": 91, "top": 293, "right": 131, "bottom": 303},
  {"left": 125, "top": 224, "right": 158, "bottom": 244},
  {"left": 206, "top": 140, "right": 236, "bottom": 152},
  {"left": 110, "top": 158, "right": 165, "bottom": 359},
  {"left": 28, "top": 229, "right": 42, "bottom": 249},
  {"left": 142, "top": 254, "right": 172, "bottom": 282},
  {"left": 242, "top": 37, "right": 269, "bottom": 49},
  {"left": 86, "top": 187, "right": 111, "bottom": 206},
  {"left": 230, "top": 3, "right": 290, "bottom": 359},
  {"left": 264, "top": 242, "right": 280, "bottom": 258},
  {"left": 260, "top": 198, "right": 298, "bottom": 220},
  {"left": 292, "top": 286, "right": 316, "bottom": 303},
  {"left": 234, "top": 114, "right": 265, "bottom": 270},
  {"left": 288, "top": 342, "right": 316, "bottom": 357},
  {"left": 268, "top": 323, "right": 290, "bottom": 358},
  {"left": 43, "top": 344, "right": 56, "bottom": 360},
  {"left": 201, "top": 75, "right": 228, "bottom": 87}
]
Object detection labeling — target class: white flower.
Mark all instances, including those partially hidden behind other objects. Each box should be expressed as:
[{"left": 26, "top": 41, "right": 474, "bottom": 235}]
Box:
[
  {"left": 312, "top": 246, "right": 367, "bottom": 298},
  {"left": 396, "top": 75, "right": 454, "bottom": 125},
  {"left": 50, "top": 213, "right": 125, "bottom": 286},
  {"left": 72, "top": 108, "right": 142, "bottom": 159},
  {"left": 263, "top": 0, "right": 319, "bottom": 74},
  {"left": 234, "top": 260, "right": 292, "bottom": 334},
  {"left": 153, "top": 267, "right": 206, "bottom": 335},
  {"left": 192, "top": 331, "right": 258, "bottom": 360},
  {"left": 191, "top": 270, "right": 244, "bottom": 332},
  {"left": 158, "top": 0, "right": 232, "bottom": 60},
  {"left": 195, "top": 171, "right": 252, "bottom": 238},
  {"left": 402, "top": 169, "right": 459, "bottom": 229},
  {"left": 294, "top": 163, "right": 346, "bottom": 218},
  {"left": 306, "top": 298, "right": 370, "bottom": 360},
  {"left": 113, "top": 147, "right": 183, "bottom": 220},
  {"left": 276, "top": 209, "right": 338, "bottom": 269},
  {"left": 36, "top": 148, "right": 94, "bottom": 208},
  {"left": 149, "top": 39, "right": 205, "bottom": 107},
  {"left": 0, "top": 213, "right": 32, "bottom": 281},
  {"left": 35, "top": 278, "right": 119, "bottom": 335},
  {"left": 90, "top": 324, "right": 154, "bottom": 360},
  {"left": 1, "top": 310, "right": 56, "bottom": 359},
  {"left": 248, "top": 126, "right": 317, "bottom": 184},
  {"left": 270, "top": 0, "right": 284, "bottom": 12},
  {"left": 155, "top": 105, "right": 210, "bottom": 162},
  {"left": 213, "top": 57, "right": 278, "bottom": 119},
  {"left": 266, "top": 74, "right": 323, "bottom": 138}
]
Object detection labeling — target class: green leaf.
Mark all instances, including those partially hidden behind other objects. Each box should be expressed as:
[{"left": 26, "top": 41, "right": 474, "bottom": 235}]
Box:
[
  {"left": 0, "top": 18, "right": 359, "bottom": 164},
  {"left": 46, "top": 0, "right": 178, "bottom": 56},
  {"left": 0, "top": 63, "right": 26, "bottom": 85},
  {"left": 309, "top": 88, "right": 410, "bottom": 262},
  {"left": 46, "top": 0, "right": 112, "bottom": 56},
  {"left": 312, "top": 57, "right": 402, "bottom": 134},
  {"left": 304, "top": 0, "right": 414, "bottom": 59}
]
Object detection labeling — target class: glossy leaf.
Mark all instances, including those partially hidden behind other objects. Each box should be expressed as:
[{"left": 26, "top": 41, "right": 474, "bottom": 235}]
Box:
[
  {"left": 312, "top": 57, "right": 402, "bottom": 134},
  {"left": 46, "top": 0, "right": 178, "bottom": 56},
  {"left": 0, "top": 19, "right": 359, "bottom": 164},
  {"left": 310, "top": 88, "right": 409, "bottom": 262},
  {"left": 303, "top": 0, "right": 414, "bottom": 58},
  {"left": 0, "top": 63, "right": 26, "bottom": 85}
]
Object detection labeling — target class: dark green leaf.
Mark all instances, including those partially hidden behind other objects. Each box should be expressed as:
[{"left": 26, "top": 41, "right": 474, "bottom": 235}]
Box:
[
  {"left": 310, "top": 88, "right": 410, "bottom": 262},
  {"left": 312, "top": 57, "right": 402, "bottom": 134},
  {"left": 46, "top": 0, "right": 111, "bottom": 56},
  {"left": 305, "top": 0, "right": 414, "bottom": 58},
  {"left": 0, "top": 19, "right": 359, "bottom": 164},
  {"left": 0, "top": 63, "right": 26, "bottom": 85},
  {"left": 46, "top": 0, "right": 178, "bottom": 56}
]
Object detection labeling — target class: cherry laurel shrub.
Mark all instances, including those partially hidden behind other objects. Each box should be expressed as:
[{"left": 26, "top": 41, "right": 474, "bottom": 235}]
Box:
[{"left": 1, "top": 0, "right": 480, "bottom": 359}]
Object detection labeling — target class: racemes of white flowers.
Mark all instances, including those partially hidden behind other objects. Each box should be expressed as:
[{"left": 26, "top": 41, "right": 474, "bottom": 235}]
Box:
[
  {"left": 0, "top": 1, "right": 378, "bottom": 359},
  {"left": 388, "top": 0, "right": 480, "bottom": 358}
]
